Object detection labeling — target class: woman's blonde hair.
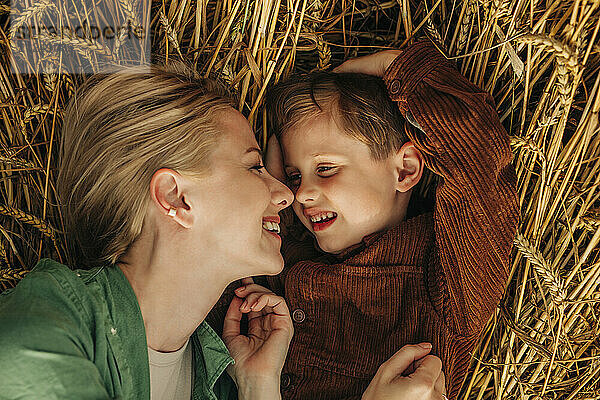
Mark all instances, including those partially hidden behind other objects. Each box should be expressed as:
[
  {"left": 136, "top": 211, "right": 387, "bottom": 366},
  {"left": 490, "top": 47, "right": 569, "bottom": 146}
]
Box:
[{"left": 57, "top": 63, "right": 234, "bottom": 269}]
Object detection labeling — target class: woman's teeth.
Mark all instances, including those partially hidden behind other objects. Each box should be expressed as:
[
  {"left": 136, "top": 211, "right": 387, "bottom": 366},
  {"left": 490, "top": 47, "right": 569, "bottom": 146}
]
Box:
[
  {"left": 310, "top": 212, "right": 337, "bottom": 223},
  {"left": 262, "top": 221, "right": 280, "bottom": 233}
]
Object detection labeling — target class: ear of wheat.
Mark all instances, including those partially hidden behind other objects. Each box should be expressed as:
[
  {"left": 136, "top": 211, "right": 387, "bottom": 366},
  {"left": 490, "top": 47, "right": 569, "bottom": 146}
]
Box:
[
  {"left": 0, "top": 205, "right": 57, "bottom": 239},
  {"left": 9, "top": 0, "right": 58, "bottom": 39},
  {"left": 1, "top": 0, "right": 599, "bottom": 397}
]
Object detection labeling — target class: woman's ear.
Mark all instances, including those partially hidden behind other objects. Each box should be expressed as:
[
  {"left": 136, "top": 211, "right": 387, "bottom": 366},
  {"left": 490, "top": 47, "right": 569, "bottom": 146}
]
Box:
[
  {"left": 393, "top": 142, "right": 424, "bottom": 193},
  {"left": 149, "top": 168, "right": 194, "bottom": 229}
]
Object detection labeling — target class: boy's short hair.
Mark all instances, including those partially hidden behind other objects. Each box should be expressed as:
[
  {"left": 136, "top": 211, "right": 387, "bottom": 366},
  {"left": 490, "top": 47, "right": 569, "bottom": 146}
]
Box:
[{"left": 265, "top": 72, "right": 408, "bottom": 160}]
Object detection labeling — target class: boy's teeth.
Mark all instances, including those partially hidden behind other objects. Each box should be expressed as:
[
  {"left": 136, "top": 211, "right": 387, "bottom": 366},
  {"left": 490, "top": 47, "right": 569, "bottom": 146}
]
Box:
[
  {"left": 310, "top": 212, "right": 337, "bottom": 223},
  {"left": 262, "top": 221, "right": 280, "bottom": 233}
]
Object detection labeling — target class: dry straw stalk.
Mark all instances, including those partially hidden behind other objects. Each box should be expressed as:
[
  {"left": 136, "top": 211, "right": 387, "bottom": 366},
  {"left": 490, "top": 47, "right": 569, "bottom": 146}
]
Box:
[{"left": 1, "top": 0, "right": 599, "bottom": 398}]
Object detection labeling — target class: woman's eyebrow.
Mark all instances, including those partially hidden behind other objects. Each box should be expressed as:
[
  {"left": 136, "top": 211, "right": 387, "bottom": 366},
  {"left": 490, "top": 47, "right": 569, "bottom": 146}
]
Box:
[
  {"left": 245, "top": 147, "right": 262, "bottom": 155},
  {"left": 243, "top": 147, "right": 264, "bottom": 160}
]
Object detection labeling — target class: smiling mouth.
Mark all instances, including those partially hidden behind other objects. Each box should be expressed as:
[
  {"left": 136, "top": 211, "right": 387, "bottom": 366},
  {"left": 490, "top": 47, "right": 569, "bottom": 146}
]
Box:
[
  {"left": 309, "top": 212, "right": 337, "bottom": 232},
  {"left": 262, "top": 220, "right": 281, "bottom": 234}
]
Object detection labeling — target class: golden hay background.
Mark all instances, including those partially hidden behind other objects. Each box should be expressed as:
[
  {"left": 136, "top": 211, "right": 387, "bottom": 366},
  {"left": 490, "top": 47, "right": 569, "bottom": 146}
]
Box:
[{"left": 1, "top": 0, "right": 600, "bottom": 398}]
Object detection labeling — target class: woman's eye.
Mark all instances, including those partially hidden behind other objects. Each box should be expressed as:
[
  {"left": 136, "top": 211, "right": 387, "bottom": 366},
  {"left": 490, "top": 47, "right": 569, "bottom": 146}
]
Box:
[{"left": 250, "top": 164, "right": 265, "bottom": 173}]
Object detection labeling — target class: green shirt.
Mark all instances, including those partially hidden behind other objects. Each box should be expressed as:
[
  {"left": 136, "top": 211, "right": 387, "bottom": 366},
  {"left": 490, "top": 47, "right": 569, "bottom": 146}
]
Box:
[{"left": 0, "top": 258, "right": 237, "bottom": 400}]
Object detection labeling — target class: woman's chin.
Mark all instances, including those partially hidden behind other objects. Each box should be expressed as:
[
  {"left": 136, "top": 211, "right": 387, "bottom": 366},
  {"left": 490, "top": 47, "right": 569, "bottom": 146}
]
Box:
[
  {"left": 259, "top": 254, "right": 285, "bottom": 276},
  {"left": 235, "top": 255, "right": 284, "bottom": 281}
]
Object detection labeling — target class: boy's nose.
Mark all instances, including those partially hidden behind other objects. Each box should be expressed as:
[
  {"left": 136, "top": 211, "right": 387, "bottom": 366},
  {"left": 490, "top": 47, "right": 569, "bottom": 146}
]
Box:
[{"left": 295, "top": 180, "right": 319, "bottom": 204}]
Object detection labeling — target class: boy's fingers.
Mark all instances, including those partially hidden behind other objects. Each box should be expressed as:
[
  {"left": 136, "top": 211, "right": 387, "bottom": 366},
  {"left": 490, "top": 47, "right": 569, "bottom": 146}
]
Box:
[
  {"left": 410, "top": 355, "right": 443, "bottom": 388},
  {"left": 333, "top": 50, "right": 402, "bottom": 76},
  {"left": 333, "top": 57, "right": 373, "bottom": 74},
  {"left": 377, "top": 344, "right": 432, "bottom": 382},
  {"left": 222, "top": 296, "right": 244, "bottom": 342}
]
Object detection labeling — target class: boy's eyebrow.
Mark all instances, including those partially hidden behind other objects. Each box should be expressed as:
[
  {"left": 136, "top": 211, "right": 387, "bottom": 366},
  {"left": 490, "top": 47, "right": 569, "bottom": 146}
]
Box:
[{"left": 312, "top": 152, "right": 347, "bottom": 160}]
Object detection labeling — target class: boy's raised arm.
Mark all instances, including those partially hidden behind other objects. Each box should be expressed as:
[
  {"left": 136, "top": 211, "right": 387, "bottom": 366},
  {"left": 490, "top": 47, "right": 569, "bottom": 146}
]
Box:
[{"left": 382, "top": 40, "right": 519, "bottom": 336}]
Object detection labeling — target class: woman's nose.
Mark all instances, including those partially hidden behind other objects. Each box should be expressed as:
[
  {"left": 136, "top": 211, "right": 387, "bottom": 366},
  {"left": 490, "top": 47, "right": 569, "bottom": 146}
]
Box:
[{"left": 270, "top": 176, "right": 293, "bottom": 210}]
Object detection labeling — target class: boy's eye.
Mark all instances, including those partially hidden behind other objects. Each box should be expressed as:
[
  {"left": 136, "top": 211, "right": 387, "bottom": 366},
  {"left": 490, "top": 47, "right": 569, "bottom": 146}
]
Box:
[{"left": 316, "top": 166, "right": 337, "bottom": 176}]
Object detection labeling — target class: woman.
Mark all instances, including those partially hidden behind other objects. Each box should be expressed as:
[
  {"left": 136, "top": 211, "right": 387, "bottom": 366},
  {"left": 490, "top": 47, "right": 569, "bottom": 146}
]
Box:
[{"left": 0, "top": 61, "right": 445, "bottom": 399}]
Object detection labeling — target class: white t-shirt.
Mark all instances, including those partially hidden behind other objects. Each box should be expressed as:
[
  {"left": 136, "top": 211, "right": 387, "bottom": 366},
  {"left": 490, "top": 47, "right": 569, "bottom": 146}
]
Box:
[{"left": 148, "top": 339, "right": 193, "bottom": 400}]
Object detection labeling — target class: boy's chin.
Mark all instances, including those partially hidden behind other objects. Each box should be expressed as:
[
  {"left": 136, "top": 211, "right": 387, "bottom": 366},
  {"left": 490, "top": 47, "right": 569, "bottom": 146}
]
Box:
[{"left": 316, "top": 238, "right": 354, "bottom": 255}]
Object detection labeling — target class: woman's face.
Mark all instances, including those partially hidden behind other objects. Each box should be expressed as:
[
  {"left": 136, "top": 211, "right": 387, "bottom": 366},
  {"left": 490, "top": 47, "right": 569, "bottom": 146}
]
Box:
[{"left": 186, "top": 109, "right": 293, "bottom": 280}]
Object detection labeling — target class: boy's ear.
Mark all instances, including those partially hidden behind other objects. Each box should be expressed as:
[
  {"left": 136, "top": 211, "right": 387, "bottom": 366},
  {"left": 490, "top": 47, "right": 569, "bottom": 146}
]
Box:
[{"left": 393, "top": 142, "right": 424, "bottom": 193}]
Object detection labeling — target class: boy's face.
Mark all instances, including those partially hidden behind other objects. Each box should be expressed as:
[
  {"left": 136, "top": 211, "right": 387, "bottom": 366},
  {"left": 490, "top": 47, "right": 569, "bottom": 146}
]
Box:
[{"left": 281, "top": 113, "right": 409, "bottom": 254}]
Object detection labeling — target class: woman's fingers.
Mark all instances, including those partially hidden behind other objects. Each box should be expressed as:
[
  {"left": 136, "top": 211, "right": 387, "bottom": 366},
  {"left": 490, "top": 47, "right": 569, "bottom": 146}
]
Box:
[
  {"left": 377, "top": 343, "right": 432, "bottom": 382},
  {"left": 233, "top": 283, "right": 292, "bottom": 340},
  {"left": 249, "top": 293, "right": 290, "bottom": 317},
  {"left": 363, "top": 345, "right": 444, "bottom": 400},
  {"left": 238, "top": 292, "right": 267, "bottom": 312},
  {"left": 246, "top": 294, "right": 292, "bottom": 339},
  {"left": 222, "top": 296, "right": 244, "bottom": 342},
  {"left": 240, "top": 277, "right": 254, "bottom": 286},
  {"left": 235, "top": 283, "right": 272, "bottom": 297},
  {"left": 410, "top": 354, "right": 443, "bottom": 388},
  {"left": 236, "top": 283, "right": 277, "bottom": 313},
  {"left": 434, "top": 370, "right": 446, "bottom": 397}
]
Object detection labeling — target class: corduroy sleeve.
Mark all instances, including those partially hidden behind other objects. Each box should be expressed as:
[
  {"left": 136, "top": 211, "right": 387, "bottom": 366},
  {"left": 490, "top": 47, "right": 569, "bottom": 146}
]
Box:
[{"left": 383, "top": 39, "right": 519, "bottom": 336}]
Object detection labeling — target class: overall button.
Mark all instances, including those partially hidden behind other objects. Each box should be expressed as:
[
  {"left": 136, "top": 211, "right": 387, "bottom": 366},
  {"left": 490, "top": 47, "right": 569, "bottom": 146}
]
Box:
[
  {"left": 292, "top": 308, "right": 306, "bottom": 323},
  {"left": 389, "top": 79, "right": 401, "bottom": 94},
  {"left": 281, "top": 373, "right": 292, "bottom": 389}
]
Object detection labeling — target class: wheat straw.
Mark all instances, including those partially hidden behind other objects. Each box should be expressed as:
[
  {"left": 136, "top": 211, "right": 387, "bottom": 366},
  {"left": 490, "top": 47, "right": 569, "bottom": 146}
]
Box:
[
  {"left": 0, "top": 205, "right": 56, "bottom": 239},
  {"left": 0, "top": 1, "right": 599, "bottom": 397}
]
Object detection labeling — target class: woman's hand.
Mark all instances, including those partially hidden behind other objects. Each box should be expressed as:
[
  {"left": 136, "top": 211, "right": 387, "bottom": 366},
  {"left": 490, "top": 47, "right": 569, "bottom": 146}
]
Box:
[
  {"left": 222, "top": 278, "right": 293, "bottom": 400},
  {"left": 333, "top": 49, "right": 402, "bottom": 77},
  {"left": 362, "top": 343, "right": 447, "bottom": 400}
]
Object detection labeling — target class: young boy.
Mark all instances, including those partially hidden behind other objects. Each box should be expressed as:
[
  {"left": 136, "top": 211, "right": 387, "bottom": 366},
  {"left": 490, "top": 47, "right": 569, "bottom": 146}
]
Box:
[{"left": 262, "top": 39, "right": 519, "bottom": 400}]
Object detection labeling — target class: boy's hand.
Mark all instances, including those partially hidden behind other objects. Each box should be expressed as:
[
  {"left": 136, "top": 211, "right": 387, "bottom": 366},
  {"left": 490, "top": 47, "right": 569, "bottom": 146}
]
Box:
[
  {"left": 222, "top": 278, "right": 293, "bottom": 399},
  {"left": 333, "top": 50, "right": 402, "bottom": 77},
  {"left": 265, "top": 135, "right": 286, "bottom": 182},
  {"left": 362, "top": 343, "right": 447, "bottom": 400}
]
